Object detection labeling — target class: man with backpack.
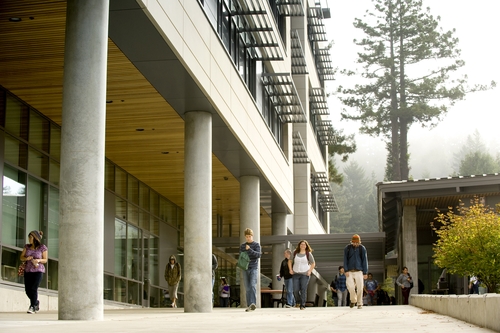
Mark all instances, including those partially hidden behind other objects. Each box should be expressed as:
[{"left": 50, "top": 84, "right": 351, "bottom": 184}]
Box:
[{"left": 343, "top": 234, "right": 368, "bottom": 309}]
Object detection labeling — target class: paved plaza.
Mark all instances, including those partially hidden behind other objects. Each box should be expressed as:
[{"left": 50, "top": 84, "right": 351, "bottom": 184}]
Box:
[{"left": 0, "top": 305, "right": 495, "bottom": 333}]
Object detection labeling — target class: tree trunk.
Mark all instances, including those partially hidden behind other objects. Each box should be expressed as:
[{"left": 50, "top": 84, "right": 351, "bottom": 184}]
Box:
[
  {"left": 389, "top": 2, "right": 401, "bottom": 181},
  {"left": 398, "top": 0, "right": 409, "bottom": 180}
]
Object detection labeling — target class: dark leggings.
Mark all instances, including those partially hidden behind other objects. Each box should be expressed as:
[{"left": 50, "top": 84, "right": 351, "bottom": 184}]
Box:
[
  {"left": 401, "top": 287, "right": 411, "bottom": 305},
  {"left": 24, "top": 272, "right": 43, "bottom": 307}
]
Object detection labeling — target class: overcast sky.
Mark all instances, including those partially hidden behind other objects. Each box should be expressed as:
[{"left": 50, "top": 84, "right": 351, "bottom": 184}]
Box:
[{"left": 324, "top": 0, "right": 500, "bottom": 180}]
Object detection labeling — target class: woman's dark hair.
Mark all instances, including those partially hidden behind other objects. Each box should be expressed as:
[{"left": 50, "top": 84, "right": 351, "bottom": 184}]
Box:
[{"left": 221, "top": 277, "right": 227, "bottom": 284}]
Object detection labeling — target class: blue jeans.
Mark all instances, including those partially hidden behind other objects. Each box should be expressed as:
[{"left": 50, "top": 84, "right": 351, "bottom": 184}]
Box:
[
  {"left": 284, "top": 278, "right": 295, "bottom": 306},
  {"left": 337, "top": 289, "right": 348, "bottom": 306},
  {"left": 242, "top": 268, "right": 258, "bottom": 306},
  {"left": 292, "top": 273, "right": 310, "bottom": 307}
]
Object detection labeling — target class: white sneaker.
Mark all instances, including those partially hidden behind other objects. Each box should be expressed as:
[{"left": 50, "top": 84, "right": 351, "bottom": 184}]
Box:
[
  {"left": 249, "top": 303, "right": 256, "bottom": 311},
  {"left": 285, "top": 304, "right": 291, "bottom": 308},
  {"left": 27, "top": 306, "right": 35, "bottom": 314}
]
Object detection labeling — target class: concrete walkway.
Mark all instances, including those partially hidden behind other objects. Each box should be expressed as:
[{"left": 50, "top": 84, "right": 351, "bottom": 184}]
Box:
[{"left": 0, "top": 306, "right": 495, "bottom": 333}]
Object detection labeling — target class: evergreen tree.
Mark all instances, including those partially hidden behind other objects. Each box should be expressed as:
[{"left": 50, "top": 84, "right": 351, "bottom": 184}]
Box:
[
  {"left": 328, "top": 128, "right": 357, "bottom": 185},
  {"left": 337, "top": 0, "right": 493, "bottom": 181}
]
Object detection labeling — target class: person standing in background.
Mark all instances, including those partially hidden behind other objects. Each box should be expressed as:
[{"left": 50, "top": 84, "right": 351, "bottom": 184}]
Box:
[
  {"left": 212, "top": 253, "right": 218, "bottom": 305},
  {"left": 164, "top": 254, "right": 181, "bottom": 308},
  {"left": 219, "top": 277, "right": 230, "bottom": 307},
  {"left": 364, "top": 273, "right": 379, "bottom": 306},
  {"left": 343, "top": 234, "right": 368, "bottom": 309},
  {"left": 278, "top": 248, "right": 295, "bottom": 308},
  {"left": 20, "top": 230, "right": 48, "bottom": 314},
  {"left": 396, "top": 267, "right": 413, "bottom": 305}
]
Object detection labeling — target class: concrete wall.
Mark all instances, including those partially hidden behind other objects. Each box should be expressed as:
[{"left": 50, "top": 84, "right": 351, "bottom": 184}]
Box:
[{"left": 411, "top": 294, "right": 500, "bottom": 332}]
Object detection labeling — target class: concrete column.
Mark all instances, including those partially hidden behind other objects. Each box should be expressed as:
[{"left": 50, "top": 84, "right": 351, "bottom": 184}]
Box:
[
  {"left": 58, "top": 0, "right": 109, "bottom": 321},
  {"left": 239, "top": 176, "right": 260, "bottom": 307},
  {"left": 184, "top": 111, "right": 212, "bottom": 313},
  {"left": 272, "top": 212, "right": 287, "bottom": 301},
  {"left": 402, "top": 205, "right": 418, "bottom": 299}
]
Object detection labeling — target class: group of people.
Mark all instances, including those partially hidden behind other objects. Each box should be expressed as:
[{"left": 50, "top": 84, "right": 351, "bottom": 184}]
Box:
[
  {"left": 238, "top": 228, "right": 317, "bottom": 311},
  {"left": 240, "top": 231, "right": 376, "bottom": 311},
  {"left": 19, "top": 228, "right": 415, "bottom": 313}
]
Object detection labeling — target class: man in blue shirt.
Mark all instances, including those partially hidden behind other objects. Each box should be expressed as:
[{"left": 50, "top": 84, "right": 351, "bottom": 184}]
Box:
[
  {"left": 343, "top": 234, "right": 368, "bottom": 309},
  {"left": 239, "top": 228, "right": 261, "bottom": 312}
]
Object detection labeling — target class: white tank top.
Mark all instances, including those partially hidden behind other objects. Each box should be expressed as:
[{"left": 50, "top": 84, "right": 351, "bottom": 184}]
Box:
[{"left": 293, "top": 253, "right": 309, "bottom": 273}]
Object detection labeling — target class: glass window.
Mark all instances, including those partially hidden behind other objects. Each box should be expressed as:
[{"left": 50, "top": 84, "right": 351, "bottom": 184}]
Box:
[
  {"left": 204, "top": 0, "right": 218, "bottom": 28},
  {"left": 139, "top": 210, "right": 149, "bottom": 231},
  {"left": 114, "top": 277, "right": 127, "bottom": 303},
  {"left": 160, "top": 197, "right": 177, "bottom": 227},
  {"left": 50, "top": 123, "right": 61, "bottom": 161},
  {"left": 144, "top": 234, "right": 159, "bottom": 286},
  {"left": 127, "top": 224, "right": 141, "bottom": 281},
  {"left": 4, "top": 96, "right": 28, "bottom": 140},
  {"left": 115, "top": 168, "right": 127, "bottom": 198},
  {"left": 2, "top": 165, "right": 27, "bottom": 247},
  {"left": 1, "top": 247, "right": 22, "bottom": 283},
  {"left": 116, "top": 195, "right": 127, "bottom": 220},
  {"left": 150, "top": 216, "right": 160, "bottom": 236},
  {"left": 47, "top": 259, "right": 58, "bottom": 290},
  {"left": 127, "top": 204, "right": 138, "bottom": 226},
  {"left": 127, "top": 176, "right": 138, "bottom": 205},
  {"left": 104, "top": 275, "right": 114, "bottom": 301},
  {"left": 114, "top": 219, "right": 127, "bottom": 277},
  {"left": 139, "top": 182, "right": 149, "bottom": 210},
  {"left": 221, "top": 2, "right": 230, "bottom": 51},
  {"left": 28, "top": 147, "right": 49, "bottom": 180},
  {"left": 150, "top": 191, "right": 159, "bottom": 217},
  {"left": 49, "top": 159, "right": 60, "bottom": 186},
  {"left": 128, "top": 280, "right": 141, "bottom": 305},
  {"left": 27, "top": 176, "right": 48, "bottom": 239},
  {"left": 48, "top": 186, "right": 59, "bottom": 258},
  {"left": 29, "top": 110, "right": 50, "bottom": 153},
  {"left": 4, "top": 134, "right": 28, "bottom": 169},
  {"left": 105, "top": 160, "right": 115, "bottom": 191}
]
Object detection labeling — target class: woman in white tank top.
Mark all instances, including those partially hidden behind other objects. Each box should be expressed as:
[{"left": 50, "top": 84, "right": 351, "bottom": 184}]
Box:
[{"left": 288, "top": 240, "right": 315, "bottom": 310}]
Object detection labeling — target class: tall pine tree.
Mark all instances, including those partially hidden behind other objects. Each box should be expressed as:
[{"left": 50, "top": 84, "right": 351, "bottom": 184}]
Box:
[{"left": 337, "top": 0, "right": 493, "bottom": 181}]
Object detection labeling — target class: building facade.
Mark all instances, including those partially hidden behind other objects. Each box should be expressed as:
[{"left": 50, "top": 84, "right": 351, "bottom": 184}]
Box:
[{"left": 0, "top": 0, "right": 338, "bottom": 316}]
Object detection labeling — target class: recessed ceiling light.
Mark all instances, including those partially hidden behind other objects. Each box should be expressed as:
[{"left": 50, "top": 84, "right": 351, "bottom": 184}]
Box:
[
  {"left": 106, "top": 100, "right": 113, "bottom": 103},
  {"left": 161, "top": 151, "right": 169, "bottom": 154},
  {"left": 9, "top": 17, "right": 22, "bottom": 22},
  {"left": 136, "top": 128, "right": 144, "bottom": 131}
]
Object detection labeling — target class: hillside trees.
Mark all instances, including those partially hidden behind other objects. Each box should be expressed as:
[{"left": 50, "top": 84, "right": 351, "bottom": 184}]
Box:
[
  {"left": 330, "top": 161, "right": 378, "bottom": 233},
  {"left": 452, "top": 129, "right": 500, "bottom": 176},
  {"left": 337, "top": 0, "right": 494, "bottom": 181}
]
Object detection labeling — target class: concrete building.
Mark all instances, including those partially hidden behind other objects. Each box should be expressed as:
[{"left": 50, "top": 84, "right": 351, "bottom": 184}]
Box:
[{"left": 0, "top": 0, "right": 347, "bottom": 318}]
